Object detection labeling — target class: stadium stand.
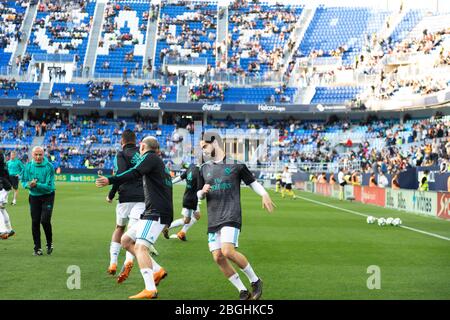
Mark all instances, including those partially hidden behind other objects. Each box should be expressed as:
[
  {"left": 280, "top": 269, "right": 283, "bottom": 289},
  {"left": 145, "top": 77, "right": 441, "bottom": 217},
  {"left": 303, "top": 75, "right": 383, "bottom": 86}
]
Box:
[
  {"left": 311, "top": 86, "right": 363, "bottom": 104},
  {"left": 0, "top": 78, "right": 40, "bottom": 98},
  {"left": 189, "top": 83, "right": 297, "bottom": 103},
  {"left": 227, "top": 1, "right": 302, "bottom": 76},
  {"left": 95, "top": 0, "right": 150, "bottom": 76},
  {"left": 0, "top": 0, "right": 28, "bottom": 72},
  {"left": 51, "top": 81, "right": 177, "bottom": 102},
  {"left": 389, "top": 9, "right": 425, "bottom": 44},
  {"left": 25, "top": 0, "right": 95, "bottom": 71},
  {"left": 298, "top": 6, "right": 390, "bottom": 65},
  {"left": 155, "top": 1, "right": 217, "bottom": 71}
]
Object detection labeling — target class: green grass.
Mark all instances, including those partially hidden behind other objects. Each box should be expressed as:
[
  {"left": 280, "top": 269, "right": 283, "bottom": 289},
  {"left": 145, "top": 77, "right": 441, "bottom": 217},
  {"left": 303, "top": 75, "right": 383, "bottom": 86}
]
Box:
[{"left": 1, "top": 183, "right": 449, "bottom": 300}]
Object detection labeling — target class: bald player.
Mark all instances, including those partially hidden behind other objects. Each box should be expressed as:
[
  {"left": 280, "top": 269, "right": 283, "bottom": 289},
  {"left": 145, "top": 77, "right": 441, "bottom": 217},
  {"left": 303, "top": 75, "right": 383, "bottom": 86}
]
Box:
[{"left": 96, "top": 136, "right": 173, "bottom": 299}]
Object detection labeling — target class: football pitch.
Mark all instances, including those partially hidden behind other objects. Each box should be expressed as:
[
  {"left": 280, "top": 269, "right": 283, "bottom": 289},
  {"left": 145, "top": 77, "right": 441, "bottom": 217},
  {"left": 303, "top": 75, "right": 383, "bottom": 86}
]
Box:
[{"left": 1, "top": 183, "right": 449, "bottom": 300}]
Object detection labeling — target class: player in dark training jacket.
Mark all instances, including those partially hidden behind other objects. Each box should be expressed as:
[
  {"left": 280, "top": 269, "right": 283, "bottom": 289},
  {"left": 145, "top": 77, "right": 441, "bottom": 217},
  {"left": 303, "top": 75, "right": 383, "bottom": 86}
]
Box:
[
  {"left": 105, "top": 130, "right": 157, "bottom": 283},
  {"left": 96, "top": 136, "right": 172, "bottom": 300},
  {"left": 197, "top": 132, "right": 275, "bottom": 300},
  {"left": 0, "top": 149, "right": 15, "bottom": 239},
  {"left": 163, "top": 163, "right": 201, "bottom": 241},
  {"left": 0, "top": 149, "right": 12, "bottom": 192}
]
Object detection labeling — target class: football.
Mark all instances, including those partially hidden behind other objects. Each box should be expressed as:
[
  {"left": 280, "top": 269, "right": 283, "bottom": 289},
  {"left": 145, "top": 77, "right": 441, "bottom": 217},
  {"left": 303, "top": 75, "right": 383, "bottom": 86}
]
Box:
[
  {"left": 386, "top": 217, "right": 394, "bottom": 225},
  {"left": 366, "top": 216, "right": 376, "bottom": 224},
  {"left": 392, "top": 218, "right": 402, "bottom": 226},
  {"left": 377, "top": 218, "right": 386, "bottom": 226}
]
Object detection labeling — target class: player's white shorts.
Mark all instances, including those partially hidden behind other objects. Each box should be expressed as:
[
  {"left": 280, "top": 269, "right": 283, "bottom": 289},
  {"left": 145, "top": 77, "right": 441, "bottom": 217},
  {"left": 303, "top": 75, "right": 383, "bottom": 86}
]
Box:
[
  {"left": 126, "top": 218, "right": 165, "bottom": 248},
  {"left": 208, "top": 226, "right": 240, "bottom": 252},
  {"left": 116, "top": 202, "right": 145, "bottom": 227},
  {"left": 0, "top": 189, "right": 8, "bottom": 206}
]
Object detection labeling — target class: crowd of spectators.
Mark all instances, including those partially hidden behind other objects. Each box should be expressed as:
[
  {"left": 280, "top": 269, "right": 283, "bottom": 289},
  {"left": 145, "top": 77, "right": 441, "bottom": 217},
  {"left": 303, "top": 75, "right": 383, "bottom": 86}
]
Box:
[
  {"left": 33, "top": 0, "right": 91, "bottom": 44},
  {"left": 189, "top": 82, "right": 226, "bottom": 101},
  {"left": 157, "top": 1, "right": 216, "bottom": 68},
  {"left": 225, "top": 0, "right": 299, "bottom": 77},
  {"left": 0, "top": 0, "right": 27, "bottom": 56},
  {"left": 203, "top": 114, "right": 450, "bottom": 177},
  {"left": 355, "top": 29, "right": 450, "bottom": 100},
  {"left": 100, "top": 2, "right": 146, "bottom": 56},
  {"left": 51, "top": 80, "right": 172, "bottom": 102},
  {"left": 266, "top": 116, "right": 450, "bottom": 176}
]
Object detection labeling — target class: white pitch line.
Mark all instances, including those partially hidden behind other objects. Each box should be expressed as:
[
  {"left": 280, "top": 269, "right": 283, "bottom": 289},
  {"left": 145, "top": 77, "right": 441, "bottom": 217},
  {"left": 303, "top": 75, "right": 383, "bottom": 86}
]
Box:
[{"left": 287, "top": 192, "right": 450, "bottom": 242}]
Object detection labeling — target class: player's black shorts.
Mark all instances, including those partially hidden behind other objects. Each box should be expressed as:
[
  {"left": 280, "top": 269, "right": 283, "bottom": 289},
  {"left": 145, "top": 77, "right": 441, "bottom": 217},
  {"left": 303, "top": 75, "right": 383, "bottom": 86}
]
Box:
[
  {"left": 183, "top": 199, "right": 198, "bottom": 211},
  {"left": 0, "top": 177, "right": 12, "bottom": 191},
  {"left": 340, "top": 182, "right": 347, "bottom": 187},
  {"left": 9, "top": 175, "right": 19, "bottom": 189},
  {"left": 276, "top": 179, "right": 281, "bottom": 185},
  {"left": 281, "top": 182, "right": 286, "bottom": 187},
  {"left": 285, "top": 183, "right": 292, "bottom": 190}
]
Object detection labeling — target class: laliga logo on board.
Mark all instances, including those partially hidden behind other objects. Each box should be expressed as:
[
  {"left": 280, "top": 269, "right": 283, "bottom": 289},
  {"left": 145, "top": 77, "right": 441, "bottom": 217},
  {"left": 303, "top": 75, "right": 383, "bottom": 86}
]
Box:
[{"left": 202, "top": 103, "right": 222, "bottom": 111}]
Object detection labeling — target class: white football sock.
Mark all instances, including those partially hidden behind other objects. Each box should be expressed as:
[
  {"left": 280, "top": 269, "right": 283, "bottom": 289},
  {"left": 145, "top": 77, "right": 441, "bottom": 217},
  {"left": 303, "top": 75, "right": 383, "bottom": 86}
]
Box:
[
  {"left": 169, "top": 218, "right": 184, "bottom": 230},
  {"left": 241, "top": 263, "right": 259, "bottom": 283},
  {"left": 181, "top": 216, "right": 197, "bottom": 233},
  {"left": 125, "top": 251, "right": 134, "bottom": 264},
  {"left": 151, "top": 257, "right": 161, "bottom": 272},
  {"left": 228, "top": 273, "right": 247, "bottom": 292},
  {"left": 109, "top": 241, "right": 121, "bottom": 265},
  {"left": 140, "top": 268, "right": 156, "bottom": 291},
  {"left": 0, "top": 208, "right": 12, "bottom": 232}
]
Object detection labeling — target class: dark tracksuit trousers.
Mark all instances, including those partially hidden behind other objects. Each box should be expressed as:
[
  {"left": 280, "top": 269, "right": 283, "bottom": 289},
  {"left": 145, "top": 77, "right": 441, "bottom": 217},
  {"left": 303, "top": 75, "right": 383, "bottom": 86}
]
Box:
[{"left": 29, "top": 192, "right": 55, "bottom": 250}]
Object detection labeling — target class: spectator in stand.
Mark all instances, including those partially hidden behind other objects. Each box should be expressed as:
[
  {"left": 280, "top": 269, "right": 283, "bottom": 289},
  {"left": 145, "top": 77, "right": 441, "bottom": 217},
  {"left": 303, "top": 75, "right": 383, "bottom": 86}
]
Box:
[{"left": 378, "top": 171, "right": 388, "bottom": 188}]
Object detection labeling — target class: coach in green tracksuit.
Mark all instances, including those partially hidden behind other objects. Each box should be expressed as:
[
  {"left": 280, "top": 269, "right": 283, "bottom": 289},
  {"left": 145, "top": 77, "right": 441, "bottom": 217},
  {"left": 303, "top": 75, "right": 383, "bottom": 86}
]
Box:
[
  {"left": 7, "top": 151, "right": 25, "bottom": 205},
  {"left": 21, "top": 147, "right": 56, "bottom": 256}
]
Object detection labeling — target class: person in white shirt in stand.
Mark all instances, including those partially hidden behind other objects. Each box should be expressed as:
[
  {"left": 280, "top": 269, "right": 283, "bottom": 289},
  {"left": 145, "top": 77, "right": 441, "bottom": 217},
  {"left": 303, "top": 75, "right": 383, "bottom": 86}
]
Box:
[
  {"left": 378, "top": 171, "right": 389, "bottom": 188},
  {"left": 337, "top": 168, "right": 346, "bottom": 200}
]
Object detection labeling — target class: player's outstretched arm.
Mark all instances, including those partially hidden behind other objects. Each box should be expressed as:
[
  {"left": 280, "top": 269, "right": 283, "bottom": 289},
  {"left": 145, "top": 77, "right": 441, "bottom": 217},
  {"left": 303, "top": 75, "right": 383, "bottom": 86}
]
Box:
[
  {"left": 96, "top": 175, "right": 110, "bottom": 188},
  {"left": 249, "top": 181, "right": 275, "bottom": 213},
  {"left": 96, "top": 154, "right": 152, "bottom": 188},
  {"left": 172, "top": 176, "right": 183, "bottom": 184}
]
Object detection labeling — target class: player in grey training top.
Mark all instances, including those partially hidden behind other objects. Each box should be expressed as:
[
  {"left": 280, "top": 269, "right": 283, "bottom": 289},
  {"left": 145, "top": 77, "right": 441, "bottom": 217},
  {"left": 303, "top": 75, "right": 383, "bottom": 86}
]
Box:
[
  {"left": 197, "top": 132, "right": 275, "bottom": 300},
  {"left": 199, "top": 158, "right": 254, "bottom": 233}
]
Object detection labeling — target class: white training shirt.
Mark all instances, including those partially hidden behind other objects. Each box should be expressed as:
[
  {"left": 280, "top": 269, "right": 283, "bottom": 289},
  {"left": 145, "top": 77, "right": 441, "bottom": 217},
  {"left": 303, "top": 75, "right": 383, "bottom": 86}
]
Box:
[
  {"left": 282, "top": 171, "right": 293, "bottom": 184},
  {"left": 378, "top": 175, "right": 388, "bottom": 188},
  {"left": 338, "top": 171, "right": 345, "bottom": 184}
]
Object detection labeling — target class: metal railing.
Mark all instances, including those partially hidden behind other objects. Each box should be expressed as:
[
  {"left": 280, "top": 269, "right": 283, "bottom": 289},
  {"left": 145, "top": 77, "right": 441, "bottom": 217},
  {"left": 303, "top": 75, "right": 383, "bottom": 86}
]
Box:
[
  {"left": 297, "top": 160, "right": 362, "bottom": 173},
  {"left": 296, "top": 56, "right": 343, "bottom": 68},
  {"left": 31, "top": 54, "right": 76, "bottom": 63},
  {"left": 163, "top": 56, "right": 208, "bottom": 66}
]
